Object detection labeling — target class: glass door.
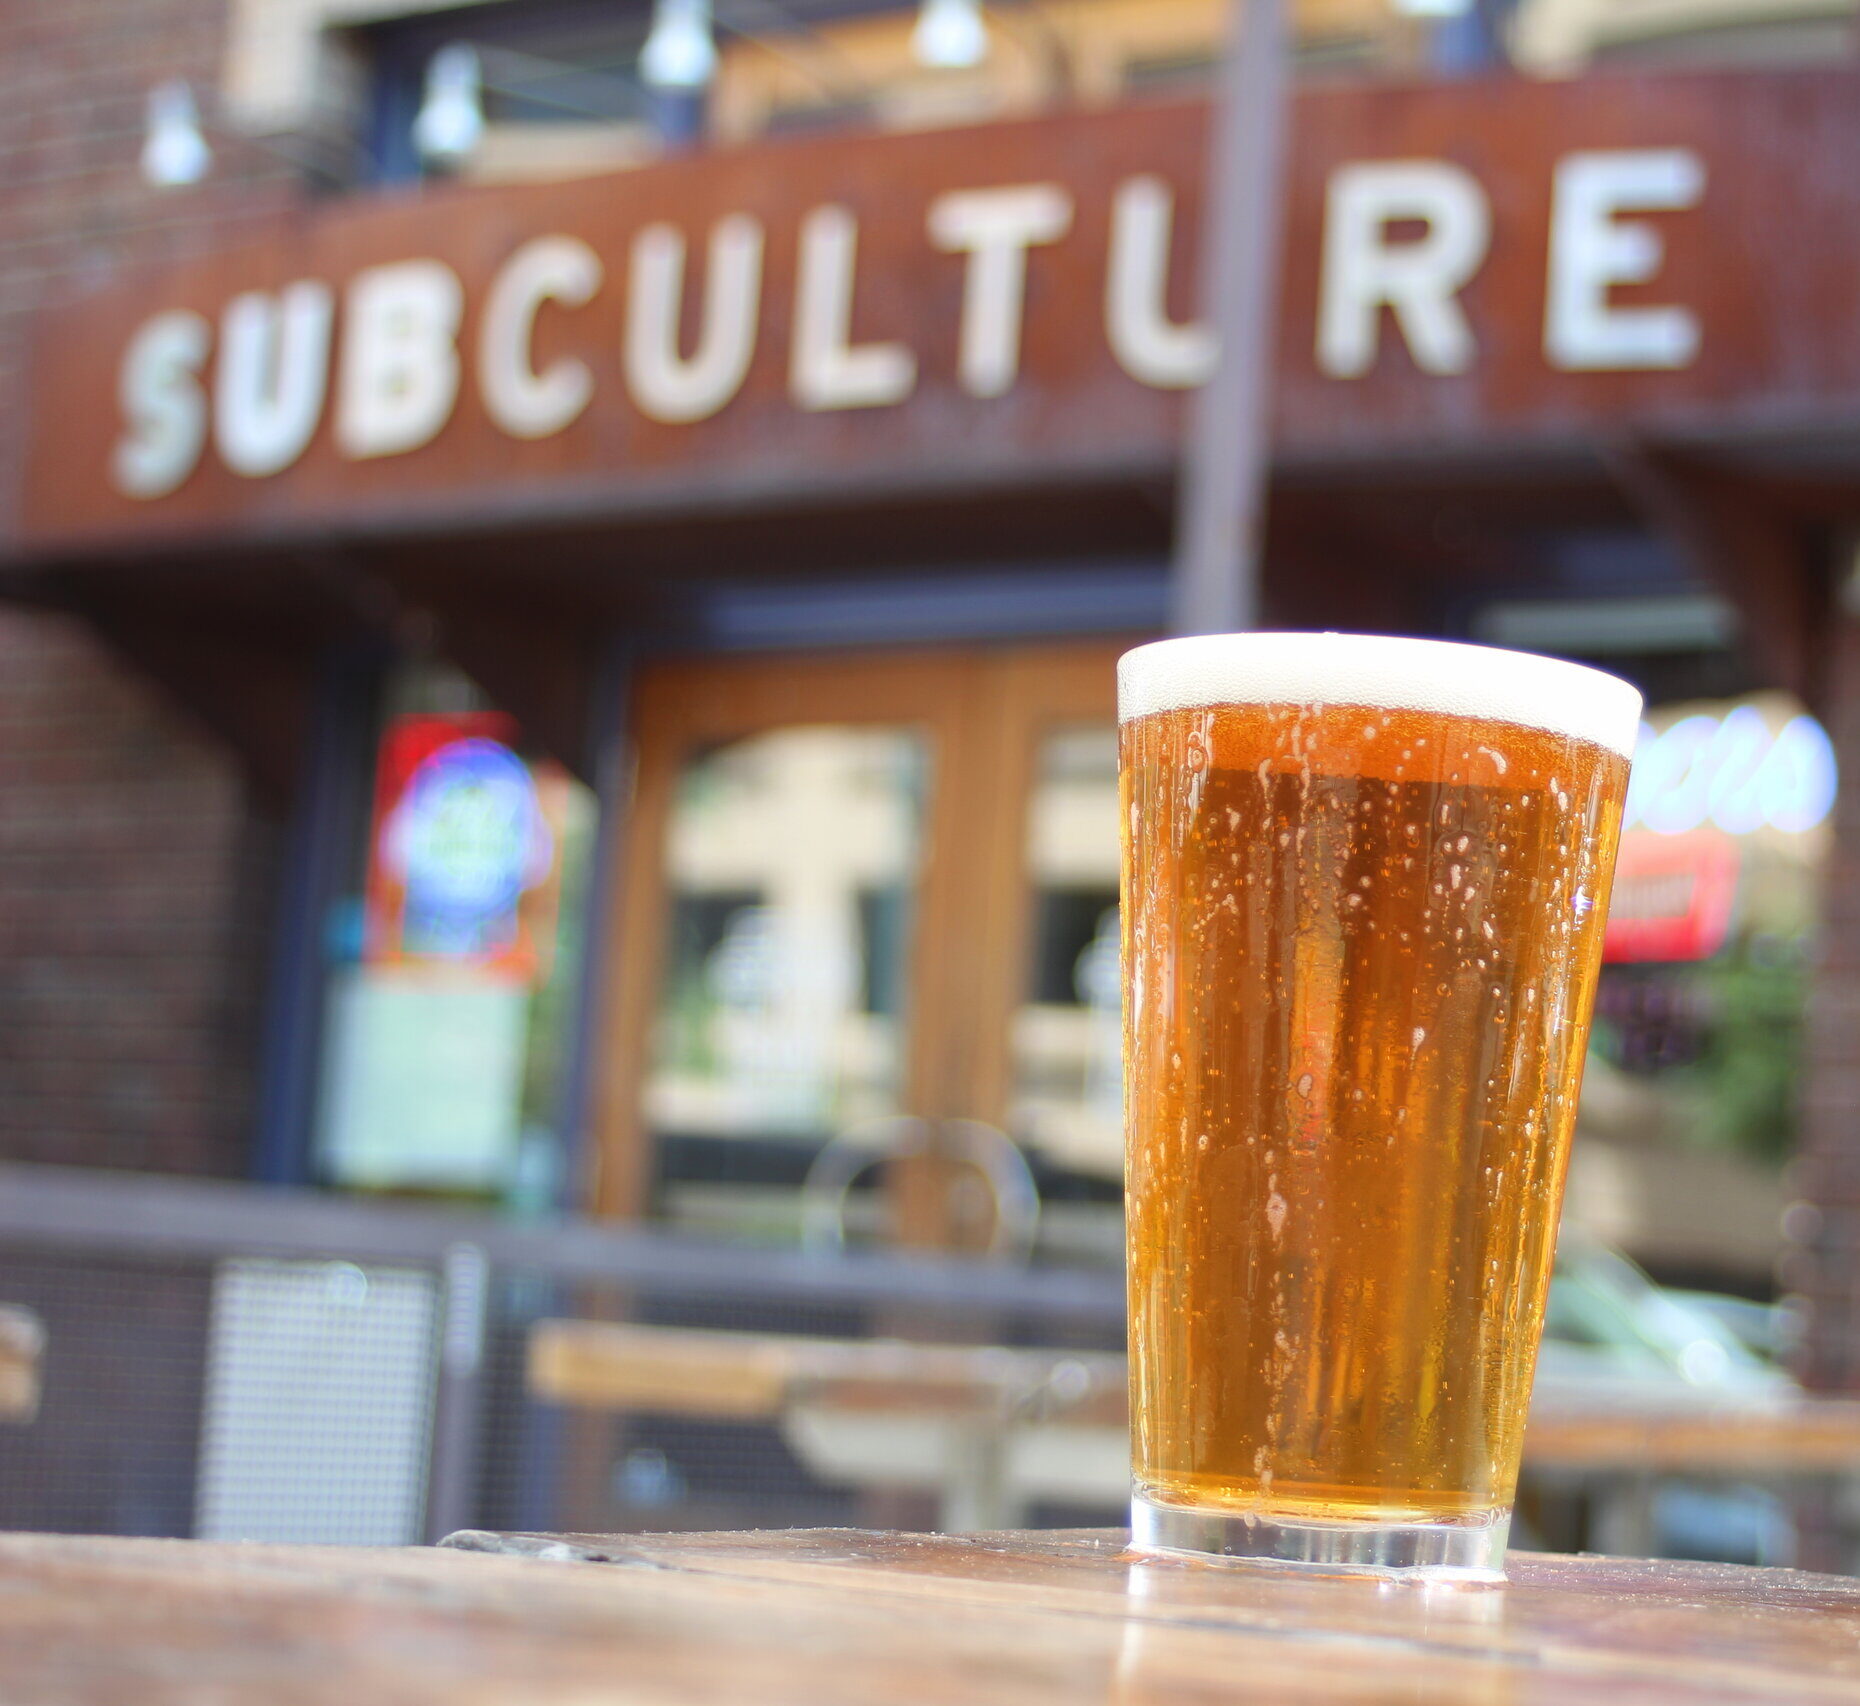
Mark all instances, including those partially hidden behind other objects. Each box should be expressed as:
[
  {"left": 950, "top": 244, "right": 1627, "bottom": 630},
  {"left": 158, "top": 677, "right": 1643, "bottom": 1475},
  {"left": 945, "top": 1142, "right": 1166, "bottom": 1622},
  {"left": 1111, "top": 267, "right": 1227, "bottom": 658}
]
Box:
[{"left": 590, "top": 641, "right": 1125, "bottom": 1253}]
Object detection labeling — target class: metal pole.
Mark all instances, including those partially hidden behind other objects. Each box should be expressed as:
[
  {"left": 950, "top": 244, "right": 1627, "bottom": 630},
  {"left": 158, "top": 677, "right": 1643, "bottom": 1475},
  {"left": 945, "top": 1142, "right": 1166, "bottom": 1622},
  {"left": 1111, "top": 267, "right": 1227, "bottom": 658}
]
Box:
[
  {"left": 424, "top": 1242, "right": 490, "bottom": 1543},
  {"left": 1170, "top": 0, "right": 1292, "bottom": 637}
]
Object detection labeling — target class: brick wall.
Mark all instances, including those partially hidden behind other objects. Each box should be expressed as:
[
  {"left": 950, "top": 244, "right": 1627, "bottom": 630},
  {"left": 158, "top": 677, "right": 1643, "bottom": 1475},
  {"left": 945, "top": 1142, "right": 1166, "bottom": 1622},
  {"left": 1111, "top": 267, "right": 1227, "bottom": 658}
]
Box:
[
  {"left": 0, "top": 0, "right": 301, "bottom": 530},
  {"left": 0, "top": 612, "right": 279, "bottom": 1174},
  {"left": 0, "top": 0, "right": 305, "bottom": 1176}
]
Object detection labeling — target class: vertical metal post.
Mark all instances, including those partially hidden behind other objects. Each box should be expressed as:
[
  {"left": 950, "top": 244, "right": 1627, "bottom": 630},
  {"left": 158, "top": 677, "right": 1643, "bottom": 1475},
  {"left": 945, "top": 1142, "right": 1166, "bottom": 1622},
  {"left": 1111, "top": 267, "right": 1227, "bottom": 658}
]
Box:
[
  {"left": 252, "top": 644, "right": 386, "bottom": 1186},
  {"left": 424, "top": 1243, "right": 490, "bottom": 1543},
  {"left": 1170, "top": 0, "right": 1292, "bottom": 637},
  {"left": 508, "top": 636, "right": 634, "bottom": 1534}
]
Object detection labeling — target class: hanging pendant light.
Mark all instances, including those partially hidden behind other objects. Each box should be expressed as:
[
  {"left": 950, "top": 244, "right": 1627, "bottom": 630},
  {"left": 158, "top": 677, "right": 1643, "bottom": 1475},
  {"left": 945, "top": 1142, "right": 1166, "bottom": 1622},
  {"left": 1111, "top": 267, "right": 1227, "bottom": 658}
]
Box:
[
  {"left": 641, "top": 0, "right": 718, "bottom": 92},
  {"left": 913, "top": 0, "right": 989, "bottom": 69},
  {"left": 140, "top": 81, "right": 212, "bottom": 188},
  {"left": 412, "top": 44, "right": 485, "bottom": 168}
]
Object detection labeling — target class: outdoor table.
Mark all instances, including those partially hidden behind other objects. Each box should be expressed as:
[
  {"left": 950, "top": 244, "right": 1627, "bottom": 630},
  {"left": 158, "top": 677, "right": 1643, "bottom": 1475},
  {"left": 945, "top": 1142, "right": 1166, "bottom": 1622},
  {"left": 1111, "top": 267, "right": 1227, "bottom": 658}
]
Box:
[
  {"left": 3, "top": 1526, "right": 1858, "bottom": 1703},
  {"left": 528, "top": 1319, "right": 1860, "bottom": 1537},
  {"left": 0, "top": 1303, "right": 43, "bottom": 1421}
]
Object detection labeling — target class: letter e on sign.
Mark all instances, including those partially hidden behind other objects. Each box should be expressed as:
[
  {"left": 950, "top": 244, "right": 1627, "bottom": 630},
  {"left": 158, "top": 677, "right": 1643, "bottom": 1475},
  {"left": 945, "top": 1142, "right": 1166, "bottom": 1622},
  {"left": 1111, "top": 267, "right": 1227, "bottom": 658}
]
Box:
[{"left": 1545, "top": 150, "right": 1705, "bottom": 372}]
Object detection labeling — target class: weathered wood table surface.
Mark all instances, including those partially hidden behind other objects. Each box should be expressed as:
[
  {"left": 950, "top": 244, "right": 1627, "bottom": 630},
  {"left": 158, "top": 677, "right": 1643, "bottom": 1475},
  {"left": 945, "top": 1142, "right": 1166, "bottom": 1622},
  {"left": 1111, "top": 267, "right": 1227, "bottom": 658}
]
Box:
[{"left": 3, "top": 1527, "right": 1859, "bottom": 1704}]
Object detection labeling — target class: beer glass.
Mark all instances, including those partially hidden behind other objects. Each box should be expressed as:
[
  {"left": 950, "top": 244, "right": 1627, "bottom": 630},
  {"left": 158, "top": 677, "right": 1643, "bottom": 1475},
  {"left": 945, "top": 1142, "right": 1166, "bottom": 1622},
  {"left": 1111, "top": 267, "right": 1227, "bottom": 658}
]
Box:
[{"left": 1120, "top": 633, "right": 1639, "bottom": 1580}]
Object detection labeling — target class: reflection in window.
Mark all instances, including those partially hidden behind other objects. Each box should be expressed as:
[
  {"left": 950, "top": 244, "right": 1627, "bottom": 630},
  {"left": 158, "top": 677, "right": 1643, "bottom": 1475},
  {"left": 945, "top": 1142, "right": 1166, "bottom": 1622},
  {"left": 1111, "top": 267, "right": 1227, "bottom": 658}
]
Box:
[
  {"left": 1010, "top": 723, "right": 1123, "bottom": 1184},
  {"left": 645, "top": 726, "right": 927, "bottom": 1195}
]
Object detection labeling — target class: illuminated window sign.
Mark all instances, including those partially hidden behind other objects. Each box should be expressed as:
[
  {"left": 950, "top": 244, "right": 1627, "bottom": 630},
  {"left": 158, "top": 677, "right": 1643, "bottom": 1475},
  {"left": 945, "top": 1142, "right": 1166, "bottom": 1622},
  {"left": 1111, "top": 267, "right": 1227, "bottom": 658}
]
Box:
[
  {"left": 1605, "top": 698, "right": 1836, "bottom": 966},
  {"left": 1623, "top": 707, "right": 1837, "bottom": 838},
  {"left": 364, "top": 712, "right": 566, "bottom": 983}
]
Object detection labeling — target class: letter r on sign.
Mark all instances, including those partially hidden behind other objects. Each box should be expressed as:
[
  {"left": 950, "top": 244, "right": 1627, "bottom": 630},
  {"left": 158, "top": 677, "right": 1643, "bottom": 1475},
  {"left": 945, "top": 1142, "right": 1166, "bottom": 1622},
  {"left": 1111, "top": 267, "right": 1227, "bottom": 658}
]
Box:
[{"left": 1316, "top": 161, "right": 1491, "bottom": 379}]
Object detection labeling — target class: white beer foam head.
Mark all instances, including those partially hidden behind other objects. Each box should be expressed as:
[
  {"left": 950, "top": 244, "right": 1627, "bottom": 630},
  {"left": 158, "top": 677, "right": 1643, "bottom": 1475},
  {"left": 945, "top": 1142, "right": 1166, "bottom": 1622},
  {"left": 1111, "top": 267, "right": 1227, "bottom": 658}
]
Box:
[{"left": 1118, "top": 633, "right": 1643, "bottom": 759}]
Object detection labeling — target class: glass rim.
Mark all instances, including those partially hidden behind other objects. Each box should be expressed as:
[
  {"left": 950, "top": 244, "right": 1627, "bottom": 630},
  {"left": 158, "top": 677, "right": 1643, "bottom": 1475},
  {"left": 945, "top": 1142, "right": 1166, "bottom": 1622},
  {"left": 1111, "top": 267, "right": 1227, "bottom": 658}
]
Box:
[{"left": 1117, "top": 631, "right": 1644, "bottom": 760}]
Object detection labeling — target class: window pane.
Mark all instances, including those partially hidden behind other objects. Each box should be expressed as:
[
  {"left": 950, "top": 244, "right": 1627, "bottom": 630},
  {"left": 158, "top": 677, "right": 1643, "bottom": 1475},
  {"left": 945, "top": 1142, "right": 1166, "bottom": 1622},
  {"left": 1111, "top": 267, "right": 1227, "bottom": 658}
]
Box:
[
  {"left": 313, "top": 671, "right": 597, "bottom": 1205},
  {"left": 645, "top": 724, "right": 928, "bottom": 1229},
  {"left": 1010, "top": 723, "right": 1122, "bottom": 1187}
]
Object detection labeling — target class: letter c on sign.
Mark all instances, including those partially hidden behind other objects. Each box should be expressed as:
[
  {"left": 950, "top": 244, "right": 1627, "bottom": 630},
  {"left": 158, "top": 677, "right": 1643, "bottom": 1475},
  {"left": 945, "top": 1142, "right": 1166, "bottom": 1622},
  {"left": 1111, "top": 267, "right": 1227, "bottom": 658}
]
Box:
[{"left": 479, "top": 236, "right": 603, "bottom": 440}]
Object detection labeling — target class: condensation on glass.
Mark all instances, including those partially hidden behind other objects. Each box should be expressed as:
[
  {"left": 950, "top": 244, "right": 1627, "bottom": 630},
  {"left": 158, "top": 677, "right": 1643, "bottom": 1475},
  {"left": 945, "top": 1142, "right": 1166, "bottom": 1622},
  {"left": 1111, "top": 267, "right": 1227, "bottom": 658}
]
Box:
[{"left": 1119, "top": 633, "right": 1640, "bottom": 1581}]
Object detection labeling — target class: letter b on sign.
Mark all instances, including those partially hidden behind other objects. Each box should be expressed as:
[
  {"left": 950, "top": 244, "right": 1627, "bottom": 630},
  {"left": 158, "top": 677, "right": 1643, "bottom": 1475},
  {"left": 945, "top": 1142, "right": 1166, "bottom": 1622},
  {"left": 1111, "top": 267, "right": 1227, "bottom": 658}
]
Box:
[{"left": 337, "top": 260, "right": 466, "bottom": 460}]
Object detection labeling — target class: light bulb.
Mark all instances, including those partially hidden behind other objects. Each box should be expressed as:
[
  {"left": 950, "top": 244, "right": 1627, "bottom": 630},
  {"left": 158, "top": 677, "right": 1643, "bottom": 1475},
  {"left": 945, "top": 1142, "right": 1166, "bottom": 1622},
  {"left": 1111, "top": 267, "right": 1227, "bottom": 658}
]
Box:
[
  {"left": 641, "top": 0, "right": 718, "bottom": 92},
  {"left": 913, "top": 0, "right": 989, "bottom": 70},
  {"left": 413, "top": 44, "right": 485, "bottom": 168},
  {"left": 140, "top": 81, "right": 211, "bottom": 189}
]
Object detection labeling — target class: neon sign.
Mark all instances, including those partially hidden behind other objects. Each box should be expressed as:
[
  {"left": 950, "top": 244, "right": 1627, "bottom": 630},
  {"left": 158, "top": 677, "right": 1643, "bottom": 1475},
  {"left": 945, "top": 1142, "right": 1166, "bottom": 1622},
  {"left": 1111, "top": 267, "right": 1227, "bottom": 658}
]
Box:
[
  {"left": 1624, "top": 708, "right": 1837, "bottom": 837},
  {"left": 365, "top": 714, "right": 562, "bottom": 981}
]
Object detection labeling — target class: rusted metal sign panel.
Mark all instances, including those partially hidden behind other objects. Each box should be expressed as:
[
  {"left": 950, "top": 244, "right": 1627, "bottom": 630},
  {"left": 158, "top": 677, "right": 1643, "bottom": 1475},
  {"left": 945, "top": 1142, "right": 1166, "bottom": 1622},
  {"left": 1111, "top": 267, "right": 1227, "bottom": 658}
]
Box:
[{"left": 16, "top": 70, "right": 1860, "bottom": 557}]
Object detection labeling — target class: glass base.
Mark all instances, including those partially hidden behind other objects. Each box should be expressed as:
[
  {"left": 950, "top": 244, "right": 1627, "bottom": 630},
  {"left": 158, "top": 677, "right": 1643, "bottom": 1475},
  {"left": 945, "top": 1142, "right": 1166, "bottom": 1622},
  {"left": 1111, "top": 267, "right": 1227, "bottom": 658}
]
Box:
[{"left": 1130, "top": 1492, "right": 1509, "bottom": 1583}]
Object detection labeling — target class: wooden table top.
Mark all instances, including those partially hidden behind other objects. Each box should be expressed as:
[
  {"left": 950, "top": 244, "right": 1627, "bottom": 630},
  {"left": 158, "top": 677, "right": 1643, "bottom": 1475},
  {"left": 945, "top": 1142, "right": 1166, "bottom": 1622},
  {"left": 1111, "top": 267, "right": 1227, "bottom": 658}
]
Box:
[{"left": 4, "top": 1527, "right": 1859, "bottom": 1705}]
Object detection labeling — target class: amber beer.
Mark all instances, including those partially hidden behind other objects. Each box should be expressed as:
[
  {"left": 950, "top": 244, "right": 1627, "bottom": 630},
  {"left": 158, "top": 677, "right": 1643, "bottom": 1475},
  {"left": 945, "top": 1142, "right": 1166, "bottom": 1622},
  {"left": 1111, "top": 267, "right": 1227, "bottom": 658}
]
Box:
[{"left": 1120, "top": 634, "right": 1639, "bottom": 1577}]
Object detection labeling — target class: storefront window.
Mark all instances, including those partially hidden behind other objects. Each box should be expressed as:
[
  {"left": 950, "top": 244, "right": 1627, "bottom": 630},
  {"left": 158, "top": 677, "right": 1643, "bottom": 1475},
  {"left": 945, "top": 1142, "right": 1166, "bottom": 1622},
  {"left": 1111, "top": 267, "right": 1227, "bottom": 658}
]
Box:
[
  {"left": 311, "top": 665, "right": 597, "bottom": 1206},
  {"left": 1589, "top": 694, "right": 1835, "bottom": 1171},
  {"left": 645, "top": 725, "right": 928, "bottom": 1230},
  {"left": 1006, "top": 722, "right": 1124, "bottom": 1266}
]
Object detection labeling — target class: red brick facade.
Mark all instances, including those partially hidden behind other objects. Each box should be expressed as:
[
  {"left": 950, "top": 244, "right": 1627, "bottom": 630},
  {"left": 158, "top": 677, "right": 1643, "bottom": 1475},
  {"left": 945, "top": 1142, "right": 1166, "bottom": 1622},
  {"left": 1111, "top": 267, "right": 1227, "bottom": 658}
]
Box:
[
  {"left": 0, "top": 0, "right": 301, "bottom": 1176},
  {"left": 0, "top": 611, "right": 279, "bottom": 1174}
]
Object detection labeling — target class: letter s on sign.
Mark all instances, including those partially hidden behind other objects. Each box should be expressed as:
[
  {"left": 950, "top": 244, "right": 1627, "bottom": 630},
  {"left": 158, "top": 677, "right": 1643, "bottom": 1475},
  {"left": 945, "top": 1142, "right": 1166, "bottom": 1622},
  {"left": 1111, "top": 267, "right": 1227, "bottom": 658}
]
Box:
[{"left": 112, "top": 309, "right": 211, "bottom": 499}]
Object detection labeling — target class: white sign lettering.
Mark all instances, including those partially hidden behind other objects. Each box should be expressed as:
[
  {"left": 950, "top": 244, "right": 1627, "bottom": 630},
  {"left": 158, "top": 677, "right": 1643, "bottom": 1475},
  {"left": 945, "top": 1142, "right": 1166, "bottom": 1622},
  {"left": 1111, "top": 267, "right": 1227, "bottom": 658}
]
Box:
[
  {"left": 112, "top": 310, "right": 210, "bottom": 498},
  {"left": 928, "top": 184, "right": 1074, "bottom": 399},
  {"left": 627, "top": 216, "right": 764, "bottom": 425},
  {"left": 479, "top": 236, "right": 602, "bottom": 440},
  {"left": 1545, "top": 149, "right": 1705, "bottom": 372},
  {"left": 1105, "top": 175, "right": 1218, "bottom": 390},
  {"left": 1317, "top": 161, "right": 1491, "bottom": 378},
  {"left": 336, "top": 259, "right": 465, "bottom": 460},
  {"left": 790, "top": 206, "right": 917, "bottom": 412},
  {"left": 215, "top": 281, "right": 333, "bottom": 477},
  {"left": 104, "top": 149, "right": 1718, "bottom": 499}
]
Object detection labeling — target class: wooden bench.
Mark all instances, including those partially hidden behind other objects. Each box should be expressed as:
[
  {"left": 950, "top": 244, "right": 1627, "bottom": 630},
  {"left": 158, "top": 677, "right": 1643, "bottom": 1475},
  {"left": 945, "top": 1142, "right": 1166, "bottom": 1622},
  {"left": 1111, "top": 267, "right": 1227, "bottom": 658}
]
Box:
[{"left": 529, "top": 1318, "right": 1860, "bottom": 1539}]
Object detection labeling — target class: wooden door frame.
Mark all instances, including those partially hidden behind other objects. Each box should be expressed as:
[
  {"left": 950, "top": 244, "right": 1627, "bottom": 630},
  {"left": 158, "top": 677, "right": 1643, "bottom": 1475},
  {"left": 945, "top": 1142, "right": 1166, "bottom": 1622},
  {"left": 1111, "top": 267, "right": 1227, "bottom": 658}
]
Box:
[
  {"left": 585, "top": 639, "right": 1129, "bottom": 1240},
  {"left": 953, "top": 644, "right": 1126, "bottom": 1146}
]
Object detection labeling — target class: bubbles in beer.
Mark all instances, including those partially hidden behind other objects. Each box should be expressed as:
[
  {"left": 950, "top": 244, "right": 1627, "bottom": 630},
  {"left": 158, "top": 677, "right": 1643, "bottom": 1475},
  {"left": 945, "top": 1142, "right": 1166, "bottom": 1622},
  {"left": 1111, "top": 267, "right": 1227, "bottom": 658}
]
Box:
[{"left": 1122, "top": 688, "right": 1629, "bottom": 1526}]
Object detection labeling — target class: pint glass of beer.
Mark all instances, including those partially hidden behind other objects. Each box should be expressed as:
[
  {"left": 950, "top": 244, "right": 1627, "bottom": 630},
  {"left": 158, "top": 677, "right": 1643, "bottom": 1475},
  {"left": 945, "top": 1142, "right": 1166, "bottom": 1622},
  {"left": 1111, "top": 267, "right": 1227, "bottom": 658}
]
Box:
[{"left": 1120, "top": 633, "right": 1639, "bottom": 1579}]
